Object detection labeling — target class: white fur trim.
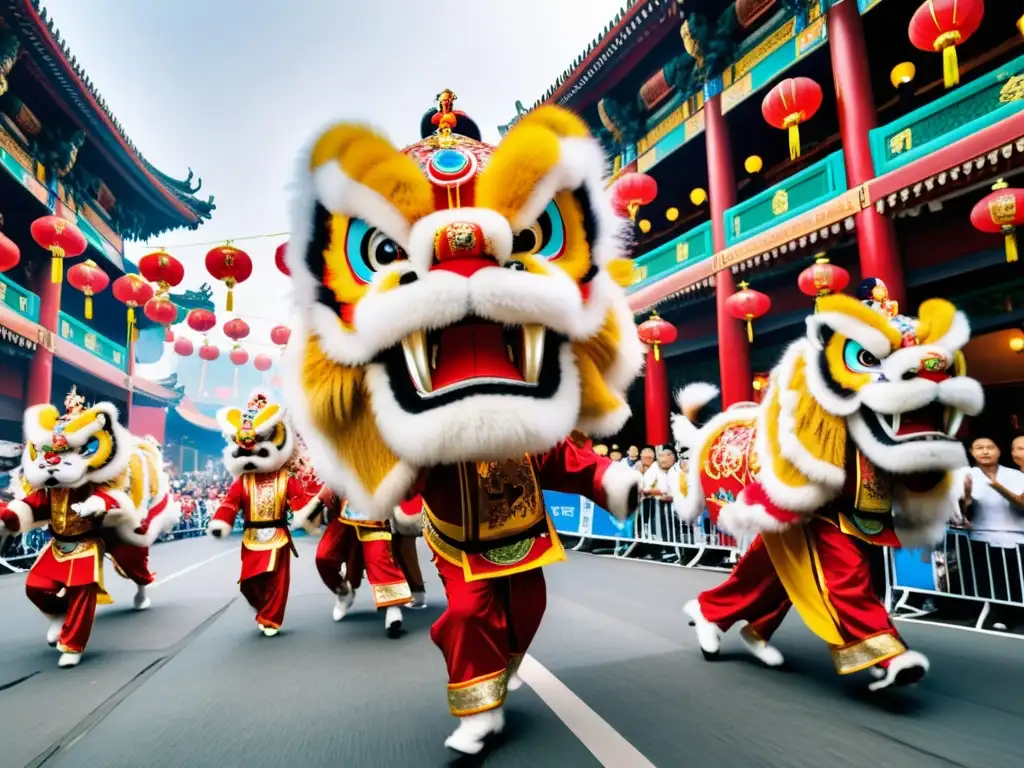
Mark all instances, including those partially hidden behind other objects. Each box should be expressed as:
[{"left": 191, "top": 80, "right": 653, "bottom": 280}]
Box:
[
  {"left": 893, "top": 473, "right": 959, "bottom": 549},
  {"left": 115, "top": 497, "right": 181, "bottom": 547},
  {"left": 938, "top": 377, "right": 984, "bottom": 417},
  {"left": 23, "top": 404, "right": 57, "bottom": 447},
  {"left": 577, "top": 399, "right": 632, "bottom": 439},
  {"left": 601, "top": 462, "right": 641, "bottom": 520},
  {"left": 859, "top": 379, "right": 938, "bottom": 415},
  {"left": 800, "top": 339, "right": 862, "bottom": 417},
  {"left": 598, "top": 286, "right": 646, "bottom": 392},
  {"left": 312, "top": 161, "right": 413, "bottom": 250},
  {"left": 3, "top": 498, "right": 37, "bottom": 533},
  {"left": 207, "top": 519, "right": 232, "bottom": 538},
  {"left": 806, "top": 312, "right": 893, "bottom": 360},
  {"left": 846, "top": 412, "right": 968, "bottom": 475},
  {"left": 716, "top": 497, "right": 793, "bottom": 537},
  {"left": 932, "top": 311, "right": 971, "bottom": 356},
  {"left": 672, "top": 449, "right": 704, "bottom": 522},
  {"left": 675, "top": 382, "right": 720, "bottom": 416},
  {"left": 392, "top": 505, "right": 424, "bottom": 537}
]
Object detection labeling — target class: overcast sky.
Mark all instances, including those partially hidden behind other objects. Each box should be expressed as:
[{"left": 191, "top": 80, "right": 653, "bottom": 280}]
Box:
[{"left": 42, "top": 0, "right": 626, "bottom": 355}]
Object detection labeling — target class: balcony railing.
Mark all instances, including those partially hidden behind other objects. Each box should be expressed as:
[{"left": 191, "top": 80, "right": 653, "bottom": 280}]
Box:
[
  {"left": 57, "top": 311, "right": 128, "bottom": 372},
  {"left": 870, "top": 52, "right": 1024, "bottom": 176},
  {"left": 724, "top": 150, "right": 847, "bottom": 247},
  {"left": 0, "top": 273, "right": 40, "bottom": 322},
  {"left": 629, "top": 221, "right": 713, "bottom": 290}
]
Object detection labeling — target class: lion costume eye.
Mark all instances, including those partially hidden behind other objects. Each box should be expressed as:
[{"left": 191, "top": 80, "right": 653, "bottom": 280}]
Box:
[
  {"left": 512, "top": 200, "right": 565, "bottom": 260},
  {"left": 843, "top": 340, "right": 882, "bottom": 373},
  {"left": 346, "top": 219, "right": 406, "bottom": 284},
  {"left": 82, "top": 437, "right": 100, "bottom": 457}
]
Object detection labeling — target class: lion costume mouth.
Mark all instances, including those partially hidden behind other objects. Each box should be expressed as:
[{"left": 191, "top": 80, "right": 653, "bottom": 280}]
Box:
[
  {"left": 381, "top": 318, "right": 564, "bottom": 411},
  {"left": 867, "top": 403, "right": 965, "bottom": 446}
]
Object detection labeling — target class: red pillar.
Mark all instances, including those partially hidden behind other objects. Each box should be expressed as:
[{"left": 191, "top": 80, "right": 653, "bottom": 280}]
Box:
[
  {"left": 706, "top": 95, "right": 752, "bottom": 406},
  {"left": 644, "top": 347, "right": 670, "bottom": 447},
  {"left": 26, "top": 270, "right": 61, "bottom": 407},
  {"left": 828, "top": 0, "right": 904, "bottom": 306}
]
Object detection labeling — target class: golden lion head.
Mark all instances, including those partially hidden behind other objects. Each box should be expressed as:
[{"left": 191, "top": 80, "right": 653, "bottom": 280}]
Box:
[
  {"left": 216, "top": 391, "right": 295, "bottom": 477},
  {"left": 282, "top": 105, "right": 643, "bottom": 515}
]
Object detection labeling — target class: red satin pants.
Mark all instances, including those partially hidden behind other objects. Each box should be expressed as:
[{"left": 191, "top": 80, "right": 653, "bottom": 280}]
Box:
[
  {"left": 25, "top": 573, "right": 98, "bottom": 654},
  {"left": 315, "top": 518, "right": 410, "bottom": 607},
  {"left": 239, "top": 549, "right": 291, "bottom": 630}
]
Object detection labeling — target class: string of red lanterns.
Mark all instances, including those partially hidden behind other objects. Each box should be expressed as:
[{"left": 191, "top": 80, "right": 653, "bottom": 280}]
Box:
[
  {"left": 724, "top": 282, "right": 771, "bottom": 343},
  {"left": 30, "top": 215, "right": 87, "bottom": 283},
  {"left": 206, "top": 244, "right": 253, "bottom": 312},
  {"left": 111, "top": 274, "right": 154, "bottom": 344}
]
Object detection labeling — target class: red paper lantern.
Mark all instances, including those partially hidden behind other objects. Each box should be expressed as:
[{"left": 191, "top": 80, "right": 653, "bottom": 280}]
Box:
[
  {"left": 173, "top": 336, "right": 194, "bottom": 357},
  {"left": 612, "top": 172, "right": 658, "bottom": 220},
  {"left": 30, "top": 215, "right": 87, "bottom": 283},
  {"left": 971, "top": 179, "right": 1023, "bottom": 264},
  {"left": 143, "top": 295, "right": 178, "bottom": 327},
  {"left": 164, "top": 327, "right": 175, "bottom": 343},
  {"left": 223, "top": 317, "right": 250, "bottom": 344},
  {"left": 205, "top": 245, "right": 253, "bottom": 312},
  {"left": 798, "top": 255, "right": 851, "bottom": 310},
  {"left": 0, "top": 230, "right": 20, "bottom": 272},
  {"left": 275, "top": 242, "right": 290, "bottom": 276},
  {"left": 229, "top": 347, "right": 249, "bottom": 366},
  {"left": 761, "top": 77, "right": 823, "bottom": 161},
  {"left": 198, "top": 343, "right": 220, "bottom": 362},
  {"left": 66, "top": 259, "right": 109, "bottom": 321},
  {"left": 270, "top": 324, "right": 291, "bottom": 348},
  {"left": 724, "top": 282, "right": 771, "bottom": 343},
  {"left": 253, "top": 353, "right": 273, "bottom": 372},
  {"left": 636, "top": 311, "right": 678, "bottom": 362},
  {"left": 186, "top": 307, "right": 217, "bottom": 335},
  {"left": 909, "top": 0, "right": 984, "bottom": 89},
  {"left": 111, "top": 274, "right": 155, "bottom": 338},
  {"left": 138, "top": 251, "right": 185, "bottom": 293}
]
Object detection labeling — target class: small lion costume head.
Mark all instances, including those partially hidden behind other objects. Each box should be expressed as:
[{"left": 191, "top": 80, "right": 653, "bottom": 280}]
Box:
[
  {"left": 283, "top": 96, "right": 643, "bottom": 515},
  {"left": 216, "top": 391, "right": 296, "bottom": 477}
]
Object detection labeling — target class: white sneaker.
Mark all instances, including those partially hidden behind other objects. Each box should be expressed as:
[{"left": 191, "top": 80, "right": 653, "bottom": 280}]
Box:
[
  {"left": 868, "top": 650, "right": 929, "bottom": 692},
  {"left": 258, "top": 624, "right": 280, "bottom": 637},
  {"left": 385, "top": 606, "right": 403, "bottom": 638},
  {"left": 739, "top": 624, "right": 785, "bottom": 667},
  {"left": 684, "top": 599, "right": 721, "bottom": 659},
  {"left": 332, "top": 589, "right": 355, "bottom": 622},
  {"left": 444, "top": 708, "right": 505, "bottom": 755},
  {"left": 46, "top": 618, "right": 64, "bottom": 647},
  {"left": 133, "top": 585, "right": 151, "bottom": 611},
  {"left": 58, "top": 652, "right": 82, "bottom": 668},
  {"left": 408, "top": 590, "right": 428, "bottom": 610}
]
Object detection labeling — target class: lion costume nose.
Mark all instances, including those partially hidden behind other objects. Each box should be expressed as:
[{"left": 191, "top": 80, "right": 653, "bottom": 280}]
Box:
[
  {"left": 43, "top": 452, "right": 61, "bottom": 466},
  {"left": 432, "top": 221, "right": 496, "bottom": 277}
]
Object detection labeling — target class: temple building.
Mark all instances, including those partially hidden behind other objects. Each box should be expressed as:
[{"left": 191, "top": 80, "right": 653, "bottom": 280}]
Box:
[
  {"left": 504, "top": 0, "right": 1024, "bottom": 447},
  {"left": 0, "top": 0, "right": 214, "bottom": 441}
]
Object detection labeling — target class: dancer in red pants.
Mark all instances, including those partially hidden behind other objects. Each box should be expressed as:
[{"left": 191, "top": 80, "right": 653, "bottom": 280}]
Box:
[
  {"left": 313, "top": 493, "right": 415, "bottom": 636},
  {"left": 209, "top": 392, "right": 319, "bottom": 636}
]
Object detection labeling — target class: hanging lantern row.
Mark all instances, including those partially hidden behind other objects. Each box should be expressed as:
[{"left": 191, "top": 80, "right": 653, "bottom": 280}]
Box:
[
  {"left": 611, "top": 172, "right": 658, "bottom": 221},
  {"left": 31, "top": 215, "right": 87, "bottom": 283},
  {"left": 762, "top": 77, "right": 822, "bottom": 162},
  {"left": 270, "top": 324, "right": 291, "bottom": 350},
  {"left": 971, "top": 179, "right": 1022, "bottom": 264},
  {"left": 254, "top": 353, "right": 274, "bottom": 372},
  {"left": 908, "top": 0, "right": 984, "bottom": 89},
  {"left": 725, "top": 281, "right": 771, "bottom": 343},
  {"left": 186, "top": 307, "right": 217, "bottom": 336},
  {"left": 636, "top": 310, "right": 678, "bottom": 362},
  {"left": 206, "top": 244, "right": 253, "bottom": 312},
  {"left": 223, "top": 317, "right": 251, "bottom": 346},
  {"left": 139, "top": 250, "right": 185, "bottom": 295},
  {"left": 66, "top": 259, "right": 109, "bottom": 320},
  {"left": 797, "top": 254, "right": 851, "bottom": 311}
]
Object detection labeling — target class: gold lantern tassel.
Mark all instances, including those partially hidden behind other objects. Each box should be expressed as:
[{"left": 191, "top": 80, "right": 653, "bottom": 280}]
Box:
[
  {"left": 627, "top": 202, "right": 639, "bottom": 222},
  {"left": 746, "top": 317, "right": 754, "bottom": 344},
  {"left": 787, "top": 124, "right": 800, "bottom": 161},
  {"left": 225, "top": 278, "right": 236, "bottom": 312},
  {"left": 84, "top": 292, "right": 94, "bottom": 320},
  {"left": 941, "top": 44, "right": 960, "bottom": 89},
  {"left": 1005, "top": 228, "right": 1019, "bottom": 263},
  {"left": 50, "top": 246, "right": 65, "bottom": 283},
  {"left": 653, "top": 342, "right": 661, "bottom": 362}
]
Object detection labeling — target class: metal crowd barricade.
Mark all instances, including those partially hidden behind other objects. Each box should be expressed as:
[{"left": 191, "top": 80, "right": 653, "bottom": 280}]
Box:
[{"left": 886, "top": 526, "right": 1024, "bottom": 628}]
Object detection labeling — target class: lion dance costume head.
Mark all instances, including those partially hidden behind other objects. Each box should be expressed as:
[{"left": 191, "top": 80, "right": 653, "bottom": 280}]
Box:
[
  {"left": 282, "top": 93, "right": 643, "bottom": 516},
  {"left": 672, "top": 292, "right": 984, "bottom": 546},
  {"left": 217, "top": 391, "right": 296, "bottom": 477}
]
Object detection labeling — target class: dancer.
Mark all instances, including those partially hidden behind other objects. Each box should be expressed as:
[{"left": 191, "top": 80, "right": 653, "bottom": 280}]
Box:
[
  {"left": 672, "top": 291, "right": 984, "bottom": 690},
  {"left": 0, "top": 395, "right": 144, "bottom": 667},
  {"left": 207, "top": 391, "right": 320, "bottom": 636},
  {"left": 309, "top": 493, "right": 418, "bottom": 636},
  {"left": 281, "top": 93, "right": 644, "bottom": 753}
]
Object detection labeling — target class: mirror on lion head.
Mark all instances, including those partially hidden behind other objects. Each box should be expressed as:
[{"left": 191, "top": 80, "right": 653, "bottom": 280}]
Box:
[{"left": 281, "top": 102, "right": 644, "bottom": 516}]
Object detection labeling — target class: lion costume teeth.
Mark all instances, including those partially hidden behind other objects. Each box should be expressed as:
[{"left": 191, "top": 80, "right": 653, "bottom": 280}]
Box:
[{"left": 283, "top": 102, "right": 644, "bottom": 517}]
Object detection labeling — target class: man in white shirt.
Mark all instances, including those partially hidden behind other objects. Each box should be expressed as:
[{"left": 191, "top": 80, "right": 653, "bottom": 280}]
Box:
[
  {"left": 638, "top": 448, "right": 681, "bottom": 558},
  {"left": 958, "top": 436, "right": 1024, "bottom": 630}
]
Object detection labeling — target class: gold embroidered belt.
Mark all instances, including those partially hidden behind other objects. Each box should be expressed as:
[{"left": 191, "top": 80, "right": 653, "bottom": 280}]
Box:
[{"left": 427, "top": 517, "right": 547, "bottom": 555}]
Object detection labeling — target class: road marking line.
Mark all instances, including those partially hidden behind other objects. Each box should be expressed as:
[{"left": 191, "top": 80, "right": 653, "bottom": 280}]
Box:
[
  {"left": 518, "top": 654, "right": 656, "bottom": 768},
  {"left": 150, "top": 549, "right": 235, "bottom": 589}
]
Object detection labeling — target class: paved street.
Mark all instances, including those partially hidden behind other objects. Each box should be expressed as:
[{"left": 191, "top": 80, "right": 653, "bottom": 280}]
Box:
[{"left": 1, "top": 536, "right": 1021, "bottom": 768}]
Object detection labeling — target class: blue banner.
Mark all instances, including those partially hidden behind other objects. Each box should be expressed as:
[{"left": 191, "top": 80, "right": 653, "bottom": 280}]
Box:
[
  {"left": 590, "top": 501, "right": 635, "bottom": 539},
  {"left": 544, "top": 491, "right": 583, "bottom": 536},
  {"left": 891, "top": 547, "right": 940, "bottom": 591}
]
